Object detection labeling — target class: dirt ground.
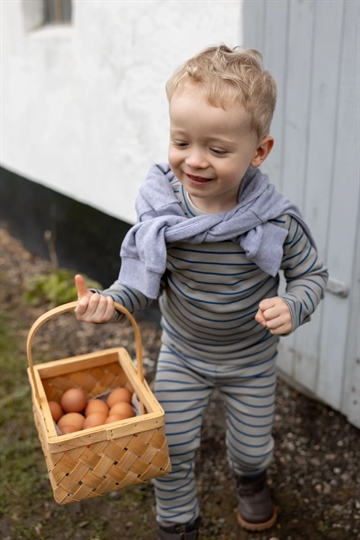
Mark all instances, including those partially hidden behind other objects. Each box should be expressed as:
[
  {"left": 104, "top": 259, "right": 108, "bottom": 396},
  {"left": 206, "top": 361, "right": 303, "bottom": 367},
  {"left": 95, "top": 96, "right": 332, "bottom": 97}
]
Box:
[{"left": 0, "top": 228, "right": 359, "bottom": 540}]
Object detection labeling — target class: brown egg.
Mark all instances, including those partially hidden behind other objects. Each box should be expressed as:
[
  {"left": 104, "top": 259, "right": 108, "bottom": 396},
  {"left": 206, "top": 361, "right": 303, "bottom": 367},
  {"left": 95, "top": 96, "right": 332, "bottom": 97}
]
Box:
[
  {"left": 60, "top": 425, "right": 79, "bottom": 435},
  {"left": 105, "top": 413, "right": 128, "bottom": 424},
  {"left": 61, "top": 388, "right": 87, "bottom": 413},
  {"left": 48, "top": 401, "right": 63, "bottom": 422},
  {"left": 85, "top": 399, "right": 109, "bottom": 417},
  {"left": 58, "top": 412, "right": 85, "bottom": 431},
  {"left": 107, "top": 387, "right": 133, "bottom": 408},
  {"left": 83, "top": 412, "right": 107, "bottom": 429},
  {"left": 109, "top": 402, "right": 135, "bottom": 419}
]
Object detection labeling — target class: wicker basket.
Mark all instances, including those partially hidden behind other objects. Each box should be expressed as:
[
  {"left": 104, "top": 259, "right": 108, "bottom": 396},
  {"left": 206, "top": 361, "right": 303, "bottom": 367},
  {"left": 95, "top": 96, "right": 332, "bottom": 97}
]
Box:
[{"left": 27, "top": 301, "right": 171, "bottom": 505}]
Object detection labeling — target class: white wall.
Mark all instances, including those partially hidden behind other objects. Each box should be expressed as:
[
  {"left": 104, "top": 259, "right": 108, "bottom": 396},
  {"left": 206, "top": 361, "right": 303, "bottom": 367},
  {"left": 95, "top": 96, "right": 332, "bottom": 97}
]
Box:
[{"left": 1, "top": 0, "right": 242, "bottom": 223}]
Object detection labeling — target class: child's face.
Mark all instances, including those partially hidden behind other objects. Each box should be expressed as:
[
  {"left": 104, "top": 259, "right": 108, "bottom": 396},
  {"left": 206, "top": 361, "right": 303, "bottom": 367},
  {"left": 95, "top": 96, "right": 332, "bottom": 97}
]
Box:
[{"left": 168, "top": 85, "right": 263, "bottom": 213}]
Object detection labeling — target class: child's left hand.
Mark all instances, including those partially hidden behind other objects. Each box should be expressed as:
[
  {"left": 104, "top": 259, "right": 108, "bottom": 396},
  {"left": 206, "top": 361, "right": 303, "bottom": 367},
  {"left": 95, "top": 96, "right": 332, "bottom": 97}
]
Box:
[{"left": 255, "top": 297, "right": 293, "bottom": 335}]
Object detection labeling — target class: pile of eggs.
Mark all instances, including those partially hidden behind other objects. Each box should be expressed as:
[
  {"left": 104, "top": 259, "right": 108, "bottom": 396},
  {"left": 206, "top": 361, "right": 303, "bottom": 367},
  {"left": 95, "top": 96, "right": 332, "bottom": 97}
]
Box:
[{"left": 48, "top": 387, "right": 135, "bottom": 435}]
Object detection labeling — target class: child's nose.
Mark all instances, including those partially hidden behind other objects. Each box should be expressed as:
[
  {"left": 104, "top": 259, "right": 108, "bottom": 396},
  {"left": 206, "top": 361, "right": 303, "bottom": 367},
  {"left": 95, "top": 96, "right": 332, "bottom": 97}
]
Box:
[{"left": 185, "top": 149, "right": 208, "bottom": 169}]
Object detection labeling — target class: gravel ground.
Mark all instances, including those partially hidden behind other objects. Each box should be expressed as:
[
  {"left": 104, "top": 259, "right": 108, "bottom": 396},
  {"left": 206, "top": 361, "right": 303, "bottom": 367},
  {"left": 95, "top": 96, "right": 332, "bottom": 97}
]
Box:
[{"left": 1, "top": 228, "right": 359, "bottom": 540}]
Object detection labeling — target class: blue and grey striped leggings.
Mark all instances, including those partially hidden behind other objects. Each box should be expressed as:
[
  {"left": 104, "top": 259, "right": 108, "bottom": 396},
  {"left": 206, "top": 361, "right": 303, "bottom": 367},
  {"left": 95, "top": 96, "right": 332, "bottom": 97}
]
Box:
[{"left": 153, "top": 341, "right": 277, "bottom": 525}]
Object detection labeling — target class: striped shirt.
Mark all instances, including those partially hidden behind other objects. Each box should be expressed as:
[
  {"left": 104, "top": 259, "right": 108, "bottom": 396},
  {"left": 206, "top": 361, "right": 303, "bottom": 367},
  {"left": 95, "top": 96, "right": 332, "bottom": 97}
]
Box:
[{"left": 101, "top": 176, "right": 328, "bottom": 361}]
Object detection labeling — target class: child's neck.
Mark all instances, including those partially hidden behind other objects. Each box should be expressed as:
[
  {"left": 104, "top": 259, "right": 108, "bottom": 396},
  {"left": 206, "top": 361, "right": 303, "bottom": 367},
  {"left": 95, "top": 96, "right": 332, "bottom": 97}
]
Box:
[
  {"left": 185, "top": 192, "right": 208, "bottom": 215},
  {"left": 187, "top": 192, "right": 238, "bottom": 214}
]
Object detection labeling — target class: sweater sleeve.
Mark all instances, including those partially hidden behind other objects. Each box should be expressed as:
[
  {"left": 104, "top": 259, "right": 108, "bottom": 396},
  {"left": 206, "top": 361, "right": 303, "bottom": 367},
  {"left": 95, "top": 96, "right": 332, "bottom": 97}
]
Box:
[
  {"left": 274, "top": 215, "right": 328, "bottom": 333},
  {"left": 92, "top": 281, "right": 153, "bottom": 323}
]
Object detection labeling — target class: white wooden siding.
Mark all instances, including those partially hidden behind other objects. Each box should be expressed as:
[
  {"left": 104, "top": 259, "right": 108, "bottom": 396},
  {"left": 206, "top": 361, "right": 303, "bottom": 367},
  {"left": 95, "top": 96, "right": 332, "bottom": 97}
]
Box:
[{"left": 243, "top": 0, "right": 359, "bottom": 428}]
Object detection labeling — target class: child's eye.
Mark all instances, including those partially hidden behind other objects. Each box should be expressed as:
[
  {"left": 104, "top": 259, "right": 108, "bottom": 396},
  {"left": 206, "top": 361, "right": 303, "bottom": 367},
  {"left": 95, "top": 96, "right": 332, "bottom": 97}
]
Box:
[
  {"left": 210, "top": 148, "right": 227, "bottom": 155},
  {"left": 173, "top": 141, "right": 188, "bottom": 148}
]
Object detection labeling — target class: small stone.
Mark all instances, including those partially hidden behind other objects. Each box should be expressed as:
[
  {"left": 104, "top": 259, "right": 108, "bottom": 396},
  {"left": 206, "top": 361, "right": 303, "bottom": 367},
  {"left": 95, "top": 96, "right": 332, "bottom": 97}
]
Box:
[{"left": 323, "top": 482, "right": 332, "bottom": 494}]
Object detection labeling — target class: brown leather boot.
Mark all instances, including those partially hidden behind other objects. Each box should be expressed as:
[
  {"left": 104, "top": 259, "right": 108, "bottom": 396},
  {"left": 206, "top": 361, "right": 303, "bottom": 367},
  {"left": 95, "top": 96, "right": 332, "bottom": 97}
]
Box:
[
  {"left": 232, "top": 471, "right": 277, "bottom": 531},
  {"left": 158, "top": 517, "right": 201, "bottom": 540}
]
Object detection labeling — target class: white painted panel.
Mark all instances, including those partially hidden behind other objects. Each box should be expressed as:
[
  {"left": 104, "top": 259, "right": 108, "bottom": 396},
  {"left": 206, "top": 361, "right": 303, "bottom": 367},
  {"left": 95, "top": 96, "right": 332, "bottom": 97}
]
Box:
[
  {"left": 341, "top": 221, "right": 360, "bottom": 428},
  {"left": 294, "top": 0, "right": 344, "bottom": 404},
  {"left": 259, "top": 2, "right": 295, "bottom": 378},
  {"left": 243, "top": 1, "right": 296, "bottom": 380},
  {"left": 258, "top": 1, "right": 289, "bottom": 192},
  {"left": 242, "top": 0, "right": 265, "bottom": 51},
  {"left": 303, "top": 1, "right": 344, "bottom": 257},
  {"left": 242, "top": 0, "right": 359, "bottom": 427},
  {"left": 245, "top": 1, "right": 322, "bottom": 390},
  {"left": 281, "top": 0, "right": 316, "bottom": 210},
  {"left": 341, "top": 215, "right": 360, "bottom": 428},
  {"left": 317, "top": 0, "right": 360, "bottom": 410},
  {"left": 276, "top": 1, "right": 317, "bottom": 388}
]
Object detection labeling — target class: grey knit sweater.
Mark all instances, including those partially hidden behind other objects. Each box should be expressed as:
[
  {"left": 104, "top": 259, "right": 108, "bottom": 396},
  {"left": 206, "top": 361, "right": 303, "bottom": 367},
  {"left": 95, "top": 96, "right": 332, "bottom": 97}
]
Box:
[{"left": 119, "top": 163, "right": 316, "bottom": 299}]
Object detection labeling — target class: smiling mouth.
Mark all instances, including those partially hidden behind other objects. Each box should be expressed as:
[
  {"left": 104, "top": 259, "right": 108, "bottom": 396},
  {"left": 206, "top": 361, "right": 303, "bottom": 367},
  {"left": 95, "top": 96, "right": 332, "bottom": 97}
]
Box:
[{"left": 186, "top": 174, "right": 212, "bottom": 183}]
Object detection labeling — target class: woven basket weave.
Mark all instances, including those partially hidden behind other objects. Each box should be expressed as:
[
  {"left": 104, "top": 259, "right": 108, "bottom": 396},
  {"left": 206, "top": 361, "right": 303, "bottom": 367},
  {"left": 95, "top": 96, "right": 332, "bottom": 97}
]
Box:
[{"left": 27, "top": 301, "right": 171, "bottom": 505}]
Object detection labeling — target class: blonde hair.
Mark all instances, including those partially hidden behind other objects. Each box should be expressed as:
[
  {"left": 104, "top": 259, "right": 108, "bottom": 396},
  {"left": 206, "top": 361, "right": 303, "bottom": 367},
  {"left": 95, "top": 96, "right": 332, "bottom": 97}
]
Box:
[{"left": 166, "top": 45, "right": 277, "bottom": 141}]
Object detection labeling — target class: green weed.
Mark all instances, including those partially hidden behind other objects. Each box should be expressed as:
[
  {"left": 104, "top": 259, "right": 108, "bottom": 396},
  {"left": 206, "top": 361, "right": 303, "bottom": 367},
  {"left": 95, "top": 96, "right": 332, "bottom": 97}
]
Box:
[
  {"left": 24, "top": 269, "right": 102, "bottom": 308},
  {"left": 0, "top": 314, "right": 28, "bottom": 400}
]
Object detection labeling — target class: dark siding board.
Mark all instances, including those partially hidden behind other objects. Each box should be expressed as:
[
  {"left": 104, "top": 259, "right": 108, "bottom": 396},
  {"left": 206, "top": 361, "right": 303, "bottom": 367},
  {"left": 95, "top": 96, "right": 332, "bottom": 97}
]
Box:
[{"left": 0, "top": 166, "right": 130, "bottom": 288}]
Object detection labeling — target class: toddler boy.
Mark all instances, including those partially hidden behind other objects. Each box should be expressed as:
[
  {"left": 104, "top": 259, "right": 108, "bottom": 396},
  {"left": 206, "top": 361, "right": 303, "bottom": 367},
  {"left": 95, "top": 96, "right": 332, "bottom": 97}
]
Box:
[{"left": 75, "top": 45, "right": 328, "bottom": 539}]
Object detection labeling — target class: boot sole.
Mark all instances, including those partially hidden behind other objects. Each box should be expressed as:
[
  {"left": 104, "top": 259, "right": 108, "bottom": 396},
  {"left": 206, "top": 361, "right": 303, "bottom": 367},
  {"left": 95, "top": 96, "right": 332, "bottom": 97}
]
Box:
[{"left": 237, "top": 506, "right": 277, "bottom": 531}]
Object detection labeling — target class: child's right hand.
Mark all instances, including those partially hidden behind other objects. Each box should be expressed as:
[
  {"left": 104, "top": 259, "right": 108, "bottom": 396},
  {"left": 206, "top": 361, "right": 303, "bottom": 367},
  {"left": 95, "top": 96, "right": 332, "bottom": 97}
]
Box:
[{"left": 74, "top": 274, "right": 115, "bottom": 323}]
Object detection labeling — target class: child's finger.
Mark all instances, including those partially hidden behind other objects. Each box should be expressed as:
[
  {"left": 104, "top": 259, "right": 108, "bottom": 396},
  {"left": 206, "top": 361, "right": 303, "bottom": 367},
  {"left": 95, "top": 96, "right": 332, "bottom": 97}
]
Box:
[
  {"left": 259, "top": 298, "right": 288, "bottom": 321},
  {"left": 261, "top": 306, "right": 282, "bottom": 322},
  {"left": 103, "top": 296, "right": 115, "bottom": 321},
  {"left": 75, "top": 295, "right": 90, "bottom": 317},
  {"left": 75, "top": 293, "right": 100, "bottom": 320},
  {"left": 265, "top": 312, "right": 292, "bottom": 335},
  {"left": 256, "top": 297, "right": 292, "bottom": 335},
  {"left": 75, "top": 274, "right": 89, "bottom": 299},
  {"left": 255, "top": 308, "right": 266, "bottom": 326},
  {"left": 258, "top": 298, "right": 277, "bottom": 312},
  {"left": 265, "top": 315, "right": 284, "bottom": 329},
  {"left": 85, "top": 294, "right": 114, "bottom": 323},
  {"left": 267, "top": 320, "right": 292, "bottom": 335}
]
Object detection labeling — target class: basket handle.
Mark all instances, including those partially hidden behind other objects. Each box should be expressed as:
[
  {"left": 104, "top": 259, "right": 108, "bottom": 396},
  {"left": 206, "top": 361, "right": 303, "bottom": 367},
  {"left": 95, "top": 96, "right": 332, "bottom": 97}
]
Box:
[{"left": 26, "top": 301, "right": 144, "bottom": 405}]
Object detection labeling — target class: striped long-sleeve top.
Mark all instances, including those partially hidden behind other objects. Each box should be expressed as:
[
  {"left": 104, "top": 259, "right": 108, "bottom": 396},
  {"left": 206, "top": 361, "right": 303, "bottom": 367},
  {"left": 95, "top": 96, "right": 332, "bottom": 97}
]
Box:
[{"left": 100, "top": 176, "right": 328, "bottom": 362}]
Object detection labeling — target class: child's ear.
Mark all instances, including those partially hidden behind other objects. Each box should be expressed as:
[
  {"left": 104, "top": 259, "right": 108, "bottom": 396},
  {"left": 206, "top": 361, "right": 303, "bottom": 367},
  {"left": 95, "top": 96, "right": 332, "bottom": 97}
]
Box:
[{"left": 250, "top": 137, "right": 274, "bottom": 168}]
